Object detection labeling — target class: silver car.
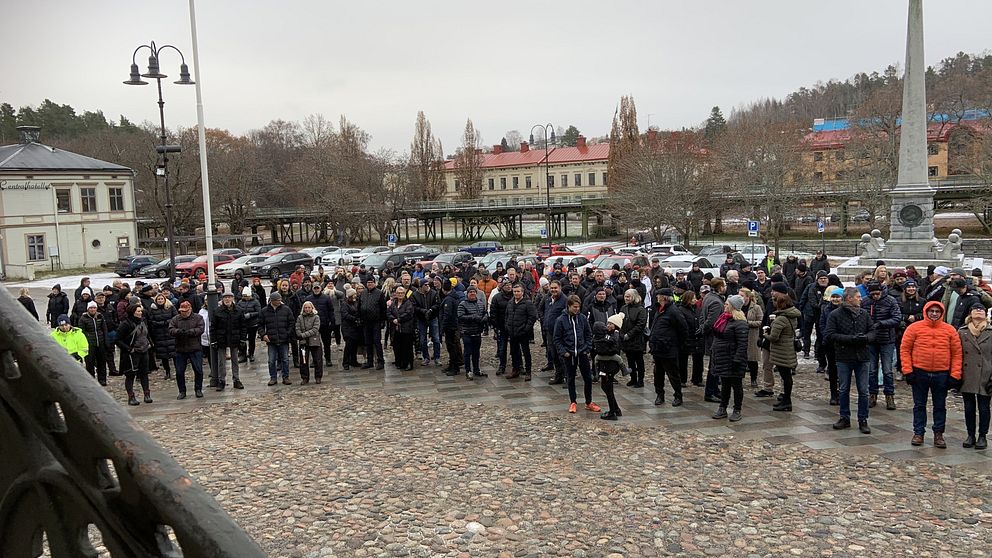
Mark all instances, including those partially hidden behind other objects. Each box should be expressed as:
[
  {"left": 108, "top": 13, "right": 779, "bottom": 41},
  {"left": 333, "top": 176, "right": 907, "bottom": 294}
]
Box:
[{"left": 216, "top": 255, "right": 269, "bottom": 279}]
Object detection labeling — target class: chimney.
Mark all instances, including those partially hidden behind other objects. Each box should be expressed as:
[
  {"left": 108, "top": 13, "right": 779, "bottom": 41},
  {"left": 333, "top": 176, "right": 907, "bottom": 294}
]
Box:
[
  {"left": 646, "top": 129, "right": 658, "bottom": 143},
  {"left": 575, "top": 135, "right": 586, "bottom": 148},
  {"left": 475, "top": 148, "right": 483, "bottom": 155},
  {"left": 520, "top": 142, "right": 529, "bottom": 153},
  {"left": 17, "top": 125, "right": 41, "bottom": 144},
  {"left": 492, "top": 144, "right": 503, "bottom": 155}
]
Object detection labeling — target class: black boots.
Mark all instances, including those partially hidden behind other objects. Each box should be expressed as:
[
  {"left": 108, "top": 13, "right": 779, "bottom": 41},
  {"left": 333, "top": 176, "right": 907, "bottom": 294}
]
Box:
[
  {"left": 773, "top": 399, "right": 792, "bottom": 412},
  {"left": 143, "top": 392, "right": 153, "bottom": 404},
  {"left": 127, "top": 394, "right": 140, "bottom": 406}
]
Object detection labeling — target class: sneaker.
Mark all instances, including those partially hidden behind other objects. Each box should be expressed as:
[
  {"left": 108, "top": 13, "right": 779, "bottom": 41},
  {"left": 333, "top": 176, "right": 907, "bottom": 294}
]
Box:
[
  {"left": 434, "top": 359, "right": 441, "bottom": 367},
  {"left": 729, "top": 410, "right": 742, "bottom": 422},
  {"left": 712, "top": 407, "right": 728, "bottom": 419},
  {"left": 466, "top": 371, "right": 474, "bottom": 380},
  {"left": 754, "top": 390, "right": 774, "bottom": 398},
  {"left": 858, "top": 420, "right": 871, "bottom": 434},
  {"left": 832, "top": 417, "right": 851, "bottom": 430},
  {"left": 422, "top": 358, "right": 430, "bottom": 366},
  {"left": 703, "top": 395, "right": 720, "bottom": 403},
  {"left": 802, "top": 352, "right": 811, "bottom": 360},
  {"left": 548, "top": 377, "right": 564, "bottom": 385},
  {"left": 585, "top": 402, "right": 601, "bottom": 412},
  {"left": 568, "top": 402, "right": 577, "bottom": 414},
  {"left": 815, "top": 366, "right": 825, "bottom": 375}
]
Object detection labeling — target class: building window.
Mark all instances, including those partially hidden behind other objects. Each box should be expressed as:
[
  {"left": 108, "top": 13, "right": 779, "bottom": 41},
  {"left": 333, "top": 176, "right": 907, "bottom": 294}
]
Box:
[
  {"left": 588, "top": 173, "right": 596, "bottom": 186},
  {"left": 548, "top": 175, "right": 555, "bottom": 188},
  {"left": 525, "top": 176, "right": 532, "bottom": 189},
  {"left": 603, "top": 172, "right": 608, "bottom": 185},
  {"left": 928, "top": 143, "right": 939, "bottom": 156},
  {"left": 574, "top": 173, "right": 582, "bottom": 187},
  {"left": 488, "top": 178, "right": 495, "bottom": 191},
  {"left": 27, "top": 234, "right": 45, "bottom": 261},
  {"left": 928, "top": 166, "right": 939, "bottom": 177},
  {"left": 109, "top": 187, "right": 125, "bottom": 211},
  {"left": 454, "top": 179, "right": 461, "bottom": 191},
  {"left": 80, "top": 187, "right": 97, "bottom": 212},
  {"left": 835, "top": 170, "right": 846, "bottom": 181},
  {"left": 512, "top": 177, "right": 519, "bottom": 189},
  {"left": 56, "top": 188, "right": 71, "bottom": 213},
  {"left": 814, "top": 151, "right": 824, "bottom": 162},
  {"left": 813, "top": 171, "right": 824, "bottom": 183},
  {"left": 561, "top": 174, "right": 568, "bottom": 188},
  {"left": 835, "top": 150, "right": 845, "bottom": 161},
  {"left": 500, "top": 177, "right": 507, "bottom": 190}
]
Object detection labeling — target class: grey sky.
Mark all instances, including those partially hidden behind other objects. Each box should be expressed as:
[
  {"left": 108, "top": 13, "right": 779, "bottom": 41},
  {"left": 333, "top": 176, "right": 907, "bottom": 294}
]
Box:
[{"left": 2, "top": 1, "right": 990, "bottom": 153}]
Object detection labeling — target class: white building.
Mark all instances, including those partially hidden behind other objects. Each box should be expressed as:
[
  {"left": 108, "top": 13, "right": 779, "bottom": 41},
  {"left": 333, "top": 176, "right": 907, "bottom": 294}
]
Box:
[{"left": 0, "top": 126, "right": 138, "bottom": 279}]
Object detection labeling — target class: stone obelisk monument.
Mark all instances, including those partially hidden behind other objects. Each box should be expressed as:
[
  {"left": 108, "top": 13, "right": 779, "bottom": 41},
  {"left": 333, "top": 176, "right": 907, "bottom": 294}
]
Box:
[{"left": 885, "top": 0, "right": 939, "bottom": 259}]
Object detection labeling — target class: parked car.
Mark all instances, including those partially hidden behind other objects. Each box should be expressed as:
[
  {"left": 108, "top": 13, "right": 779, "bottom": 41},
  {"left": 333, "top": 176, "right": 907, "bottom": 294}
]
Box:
[
  {"left": 850, "top": 209, "right": 872, "bottom": 222},
  {"left": 362, "top": 252, "right": 414, "bottom": 271},
  {"left": 577, "top": 254, "right": 650, "bottom": 273},
  {"left": 647, "top": 244, "right": 692, "bottom": 257},
  {"left": 352, "top": 245, "right": 391, "bottom": 264},
  {"left": 216, "top": 255, "right": 269, "bottom": 279},
  {"left": 661, "top": 255, "right": 720, "bottom": 277},
  {"left": 398, "top": 247, "right": 442, "bottom": 263},
  {"left": 264, "top": 246, "right": 298, "bottom": 256},
  {"left": 459, "top": 241, "right": 504, "bottom": 256},
  {"left": 613, "top": 247, "right": 646, "bottom": 257},
  {"left": 535, "top": 244, "right": 577, "bottom": 257},
  {"left": 115, "top": 255, "right": 159, "bottom": 277},
  {"left": 140, "top": 255, "right": 197, "bottom": 278},
  {"left": 249, "top": 252, "right": 314, "bottom": 280},
  {"left": 248, "top": 244, "right": 283, "bottom": 255},
  {"left": 797, "top": 214, "right": 819, "bottom": 224},
  {"left": 544, "top": 254, "right": 593, "bottom": 269},
  {"left": 697, "top": 245, "right": 736, "bottom": 258},
  {"left": 479, "top": 250, "right": 522, "bottom": 269},
  {"left": 319, "top": 248, "right": 363, "bottom": 267},
  {"left": 393, "top": 244, "right": 429, "bottom": 253},
  {"left": 420, "top": 251, "right": 475, "bottom": 268},
  {"left": 215, "top": 248, "right": 247, "bottom": 258},
  {"left": 738, "top": 243, "right": 771, "bottom": 264},
  {"left": 175, "top": 254, "right": 237, "bottom": 278},
  {"left": 300, "top": 246, "right": 340, "bottom": 264}
]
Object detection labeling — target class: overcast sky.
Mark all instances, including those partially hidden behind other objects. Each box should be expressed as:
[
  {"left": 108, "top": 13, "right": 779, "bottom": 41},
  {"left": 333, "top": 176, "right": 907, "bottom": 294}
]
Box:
[{"left": 2, "top": 0, "right": 990, "bottom": 153}]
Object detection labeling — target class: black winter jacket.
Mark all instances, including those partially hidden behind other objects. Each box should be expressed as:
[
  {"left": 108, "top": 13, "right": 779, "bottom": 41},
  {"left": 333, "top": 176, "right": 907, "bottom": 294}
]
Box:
[
  {"left": 341, "top": 299, "right": 363, "bottom": 341},
  {"left": 648, "top": 302, "right": 688, "bottom": 359},
  {"left": 359, "top": 288, "right": 387, "bottom": 324},
  {"left": 211, "top": 303, "right": 244, "bottom": 348},
  {"left": 440, "top": 291, "right": 461, "bottom": 333},
  {"left": 490, "top": 291, "right": 513, "bottom": 332},
  {"left": 457, "top": 298, "right": 488, "bottom": 336},
  {"left": 78, "top": 311, "right": 108, "bottom": 349},
  {"left": 168, "top": 312, "right": 205, "bottom": 353},
  {"left": 388, "top": 299, "right": 417, "bottom": 335},
  {"left": 619, "top": 303, "right": 647, "bottom": 353},
  {"left": 147, "top": 303, "right": 177, "bottom": 359},
  {"left": 259, "top": 303, "right": 296, "bottom": 345},
  {"left": 710, "top": 318, "right": 749, "bottom": 378},
  {"left": 46, "top": 290, "right": 70, "bottom": 325},
  {"left": 861, "top": 289, "right": 902, "bottom": 345},
  {"left": 411, "top": 289, "right": 441, "bottom": 323},
  {"left": 305, "top": 292, "right": 336, "bottom": 328},
  {"left": 236, "top": 297, "right": 262, "bottom": 329},
  {"left": 542, "top": 294, "right": 567, "bottom": 336},
  {"left": 825, "top": 304, "right": 875, "bottom": 362},
  {"left": 677, "top": 303, "right": 704, "bottom": 354},
  {"left": 505, "top": 297, "right": 538, "bottom": 339},
  {"left": 554, "top": 312, "right": 592, "bottom": 358}
]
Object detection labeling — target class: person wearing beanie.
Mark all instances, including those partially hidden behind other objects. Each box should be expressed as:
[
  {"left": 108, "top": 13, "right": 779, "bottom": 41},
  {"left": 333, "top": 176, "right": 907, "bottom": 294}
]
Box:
[
  {"left": 259, "top": 289, "right": 296, "bottom": 386},
  {"left": 74, "top": 277, "right": 92, "bottom": 303},
  {"left": 359, "top": 275, "right": 388, "bottom": 370},
  {"left": 700, "top": 278, "right": 728, "bottom": 403},
  {"left": 798, "top": 269, "right": 831, "bottom": 367},
  {"left": 457, "top": 285, "right": 488, "bottom": 379},
  {"left": 738, "top": 289, "right": 763, "bottom": 389},
  {"left": 438, "top": 278, "right": 464, "bottom": 376},
  {"left": 236, "top": 286, "right": 262, "bottom": 363},
  {"left": 51, "top": 313, "right": 88, "bottom": 363},
  {"left": 862, "top": 280, "right": 902, "bottom": 410},
  {"left": 46, "top": 284, "right": 71, "bottom": 327},
  {"left": 972, "top": 268, "right": 992, "bottom": 295},
  {"left": 339, "top": 287, "right": 362, "bottom": 370},
  {"left": 593, "top": 314, "right": 625, "bottom": 420},
  {"left": 818, "top": 286, "right": 844, "bottom": 405},
  {"left": 826, "top": 287, "right": 876, "bottom": 434},
  {"left": 211, "top": 291, "right": 245, "bottom": 390},
  {"left": 78, "top": 299, "right": 109, "bottom": 385},
  {"left": 596, "top": 312, "right": 630, "bottom": 381},
  {"left": 710, "top": 292, "right": 749, "bottom": 421}
]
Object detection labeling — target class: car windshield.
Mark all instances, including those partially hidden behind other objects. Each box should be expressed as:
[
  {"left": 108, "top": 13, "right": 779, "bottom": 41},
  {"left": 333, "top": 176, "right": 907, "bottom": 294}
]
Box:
[
  {"left": 363, "top": 254, "right": 392, "bottom": 268},
  {"left": 433, "top": 254, "right": 458, "bottom": 264},
  {"left": 230, "top": 256, "right": 253, "bottom": 264},
  {"left": 191, "top": 256, "right": 209, "bottom": 263}
]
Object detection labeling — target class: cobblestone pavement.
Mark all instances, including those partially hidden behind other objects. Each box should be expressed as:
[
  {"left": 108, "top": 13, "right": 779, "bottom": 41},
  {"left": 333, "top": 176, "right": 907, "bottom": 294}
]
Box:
[{"left": 92, "top": 342, "right": 992, "bottom": 557}]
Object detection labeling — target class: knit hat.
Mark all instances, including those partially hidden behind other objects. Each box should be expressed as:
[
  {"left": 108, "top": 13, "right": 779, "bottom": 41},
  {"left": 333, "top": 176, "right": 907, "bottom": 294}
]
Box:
[
  {"left": 81, "top": 287, "right": 93, "bottom": 297},
  {"left": 675, "top": 281, "right": 690, "bottom": 291},
  {"left": 973, "top": 268, "right": 984, "bottom": 278},
  {"left": 269, "top": 292, "right": 282, "bottom": 302},
  {"left": 56, "top": 314, "right": 70, "bottom": 326},
  {"left": 604, "top": 279, "right": 615, "bottom": 289},
  {"left": 867, "top": 281, "right": 882, "bottom": 293},
  {"left": 223, "top": 291, "right": 235, "bottom": 298},
  {"left": 87, "top": 301, "right": 97, "bottom": 309},
  {"left": 827, "top": 286, "right": 843, "bottom": 299},
  {"left": 607, "top": 312, "right": 625, "bottom": 329},
  {"left": 699, "top": 284, "right": 711, "bottom": 294},
  {"left": 951, "top": 267, "right": 967, "bottom": 277},
  {"left": 771, "top": 283, "right": 789, "bottom": 295},
  {"left": 449, "top": 278, "right": 458, "bottom": 286},
  {"left": 539, "top": 277, "right": 549, "bottom": 287},
  {"left": 140, "top": 285, "right": 154, "bottom": 294},
  {"left": 466, "top": 286, "right": 478, "bottom": 294},
  {"left": 657, "top": 288, "right": 674, "bottom": 297},
  {"left": 770, "top": 273, "right": 785, "bottom": 283},
  {"left": 242, "top": 287, "right": 252, "bottom": 297},
  {"left": 934, "top": 266, "right": 950, "bottom": 277},
  {"left": 797, "top": 263, "right": 808, "bottom": 272},
  {"left": 727, "top": 295, "right": 745, "bottom": 311},
  {"left": 904, "top": 280, "right": 917, "bottom": 287},
  {"left": 816, "top": 270, "right": 828, "bottom": 278}
]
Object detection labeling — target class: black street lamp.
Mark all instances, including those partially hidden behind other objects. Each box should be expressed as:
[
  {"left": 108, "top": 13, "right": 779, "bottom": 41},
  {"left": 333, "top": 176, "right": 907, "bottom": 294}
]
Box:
[
  {"left": 124, "top": 41, "right": 195, "bottom": 283},
  {"left": 530, "top": 124, "right": 556, "bottom": 249}
]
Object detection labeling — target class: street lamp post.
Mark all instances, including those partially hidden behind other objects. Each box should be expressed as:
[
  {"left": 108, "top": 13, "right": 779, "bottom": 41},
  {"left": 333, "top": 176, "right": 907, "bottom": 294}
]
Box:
[
  {"left": 530, "top": 124, "right": 556, "bottom": 249},
  {"left": 124, "top": 41, "right": 195, "bottom": 284}
]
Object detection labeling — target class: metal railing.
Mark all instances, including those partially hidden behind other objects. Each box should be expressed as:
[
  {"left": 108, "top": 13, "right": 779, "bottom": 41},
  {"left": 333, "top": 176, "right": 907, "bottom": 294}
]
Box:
[{"left": 0, "top": 288, "right": 264, "bottom": 557}]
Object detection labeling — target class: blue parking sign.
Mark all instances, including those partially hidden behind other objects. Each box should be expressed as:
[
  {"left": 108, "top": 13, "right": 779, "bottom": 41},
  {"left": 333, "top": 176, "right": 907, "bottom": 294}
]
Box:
[
  {"left": 387, "top": 233, "right": 397, "bottom": 247},
  {"left": 747, "top": 220, "right": 759, "bottom": 237},
  {"left": 817, "top": 221, "right": 825, "bottom": 233}
]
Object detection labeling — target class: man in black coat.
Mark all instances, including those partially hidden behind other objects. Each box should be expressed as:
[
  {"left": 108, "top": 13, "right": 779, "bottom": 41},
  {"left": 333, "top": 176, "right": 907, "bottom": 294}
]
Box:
[
  {"left": 305, "top": 283, "right": 337, "bottom": 366},
  {"left": 411, "top": 280, "right": 442, "bottom": 366},
  {"left": 46, "top": 284, "right": 71, "bottom": 327},
  {"left": 439, "top": 279, "right": 463, "bottom": 376},
  {"left": 259, "top": 292, "right": 296, "bottom": 386},
  {"left": 825, "top": 287, "right": 876, "bottom": 434},
  {"left": 649, "top": 288, "right": 688, "bottom": 407},
  {"left": 505, "top": 284, "right": 538, "bottom": 380},
  {"left": 358, "top": 277, "right": 387, "bottom": 370},
  {"left": 798, "top": 271, "right": 830, "bottom": 365},
  {"left": 212, "top": 292, "right": 245, "bottom": 390},
  {"left": 490, "top": 280, "right": 514, "bottom": 375},
  {"left": 542, "top": 280, "right": 568, "bottom": 384},
  {"left": 79, "top": 302, "right": 109, "bottom": 385}
]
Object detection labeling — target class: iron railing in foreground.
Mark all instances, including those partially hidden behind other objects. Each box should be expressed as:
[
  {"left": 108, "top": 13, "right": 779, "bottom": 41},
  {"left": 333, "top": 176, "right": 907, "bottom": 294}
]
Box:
[{"left": 0, "top": 288, "right": 264, "bottom": 557}]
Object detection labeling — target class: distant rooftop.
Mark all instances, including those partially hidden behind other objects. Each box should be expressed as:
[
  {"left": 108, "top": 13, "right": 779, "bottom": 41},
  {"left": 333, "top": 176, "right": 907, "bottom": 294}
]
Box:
[{"left": 0, "top": 126, "right": 132, "bottom": 173}]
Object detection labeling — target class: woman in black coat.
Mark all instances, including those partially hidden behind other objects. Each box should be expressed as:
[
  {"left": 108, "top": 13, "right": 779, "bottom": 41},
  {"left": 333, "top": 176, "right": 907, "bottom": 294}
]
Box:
[
  {"left": 18, "top": 288, "right": 39, "bottom": 320},
  {"left": 710, "top": 295, "right": 749, "bottom": 422},
  {"left": 147, "top": 294, "right": 177, "bottom": 378},
  {"left": 340, "top": 289, "right": 363, "bottom": 370},
  {"left": 388, "top": 287, "right": 417, "bottom": 370},
  {"left": 677, "top": 291, "right": 705, "bottom": 387},
  {"left": 619, "top": 288, "right": 647, "bottom": 388}
]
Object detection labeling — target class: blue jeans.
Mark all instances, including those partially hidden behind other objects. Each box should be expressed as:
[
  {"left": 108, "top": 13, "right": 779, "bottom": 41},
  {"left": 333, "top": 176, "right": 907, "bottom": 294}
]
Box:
[
  {"left": 911, "top": 371, "right": 949, "bottom": 435},
  {"left": 868, "top": 343, "right": 895, "bottom": 396},
  {"left": 174, "top": 350, "right": 203, "bottom": 394},
  {"left": 267, "top": 343, "right": 290, "bottom": 381},
  {"left": 418, "top": 318, "right": 441, "bottom": 361},
  {"left": 837, "top": 360, "right": 870, "bottom": 422},
  {"left": 495, "top": 329, "right": 509, "bottom": 371},
  {"left": 462, "top": 334, "right": 481, "bottom": 374}
]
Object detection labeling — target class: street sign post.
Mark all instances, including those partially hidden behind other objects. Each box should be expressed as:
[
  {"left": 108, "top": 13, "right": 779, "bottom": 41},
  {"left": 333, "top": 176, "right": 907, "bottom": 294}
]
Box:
[
  {"left": 540, "top": 227, "right": 548, "bottom": 240},
  {"left": 387, "top": 233, "right": 397, "bottom": 248},
  {"left": 747, "top": 220, "right": 759, "bottom": 238},
  {"left": 817, "top": 220, "right": 826, "bottom": 253}
]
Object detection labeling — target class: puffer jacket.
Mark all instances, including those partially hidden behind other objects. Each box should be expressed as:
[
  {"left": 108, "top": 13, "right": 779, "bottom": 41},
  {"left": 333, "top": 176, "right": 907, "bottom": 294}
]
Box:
[
  {"left": 619, "top": 303, "right": 647, "bottom": 353},
  {"left": 388, "top": 298, "right": 417, "bottom": 335},
  {"left": 341, "top": 299, "right": 362, "bottom": 341},
  {"left": 825, "top": 304, "right": 875, "bottom": 362},
  {"left": 745, "top": 301, "right": 764, "bottom": 362},
  {"left": 237, "top": 297, "right": 262, "bottom": 329},
  {"left": 900, "top": 301, "right": 962, "bottom": 379},
  {"left": 554, "top": 312, "right": 592, "bottom": 357},
  {"left": 439, "top": 291, "right": 461, "bottom": 333},
  {"left": 586, "top": 298, "right": 616, "bottom": 329},
  {"left": 411, "top": 289, "right": 441, "bottom": 323},
  {"left": 46, "top": 288, "right": 70, "bottom": 325},
  {"left": 295, "top": 312, "right": 322, "bottom": 347},
  {"left": 900, "top": 294, "right": 925, "bottom": 331},
  {"left": 305, "top": 292, "right": 336, "bottom": 328},
  {"left": 767, "top": 305, "right": 801, "bottom": 368},
  {"left": 78, "top": 311, "right": 107, "bottom": 349},
  {"left": 489, "top": 291, "right": 513, "bottom": 332},
  {"left": 359, "top": 287, "right": 387, "bottom": 324},
  {"left": 259, "top": 303, "right": 296, "bottom": 345},
  {"left": 542, "top": 294, "right": 568, "bottom": 338},
  {"left": 147, "top": 303, "right": 177, "bottom": 359},
  {"left": 958, "top": 319, "right": 992, "bottom": 395},
  {"left": 168, "top": 311, "right": 205, "bottom": 353},
  {"left": 648, "top": 302, "right": 687, "bottom": 359},
  {"left": 709, "top": 317, "right": 748, "bottom": 378},
  {"left": 457, "top": 298, "right": 488, "bottom": 336},
  {"left": 505, "top": 297, "right": 538, "bottom": 339},
  {"left": 676, "top": 303, "right": 703, "bottom": 355},
  {"left": 211, "top": 303, "right": 244, "bottom": 348},
  {"left": 861, "top": 288, "right": 902, "bottom": 345}
]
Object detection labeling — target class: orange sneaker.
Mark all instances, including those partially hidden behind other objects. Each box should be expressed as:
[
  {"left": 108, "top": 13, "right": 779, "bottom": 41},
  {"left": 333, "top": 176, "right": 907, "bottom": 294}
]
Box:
[
  {"left": 568, "top": 402, "right": 577, "bottom": 414},
  {"left": 585, "top": 402, "right": 602, "bottom": 412}
]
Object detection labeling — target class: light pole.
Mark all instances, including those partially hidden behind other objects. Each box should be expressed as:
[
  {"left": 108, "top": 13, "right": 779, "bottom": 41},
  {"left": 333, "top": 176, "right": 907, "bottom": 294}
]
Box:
[
  {"left": 124, "top": 41, "right": 194, "bottom": 283},
  {"left": 530, "top": 124, "right": 556, "bottom": 248}
]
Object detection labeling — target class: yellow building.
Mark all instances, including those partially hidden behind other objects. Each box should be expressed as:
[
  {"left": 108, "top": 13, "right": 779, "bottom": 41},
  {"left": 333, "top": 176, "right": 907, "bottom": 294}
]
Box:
[{"left": 443, "top": 135, "right": 608, "bottom": 203}]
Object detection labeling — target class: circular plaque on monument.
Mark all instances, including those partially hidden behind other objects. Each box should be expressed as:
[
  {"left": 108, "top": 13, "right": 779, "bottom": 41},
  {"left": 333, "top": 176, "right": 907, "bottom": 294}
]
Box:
[{"left": 899, "top": 204, "right": 924, "bottom": 227}]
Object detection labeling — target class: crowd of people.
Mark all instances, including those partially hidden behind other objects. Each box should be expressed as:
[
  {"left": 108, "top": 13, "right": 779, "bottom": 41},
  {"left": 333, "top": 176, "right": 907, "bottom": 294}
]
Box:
[{"left": 28, "top": 246, "right": 992, "bottom": 449}]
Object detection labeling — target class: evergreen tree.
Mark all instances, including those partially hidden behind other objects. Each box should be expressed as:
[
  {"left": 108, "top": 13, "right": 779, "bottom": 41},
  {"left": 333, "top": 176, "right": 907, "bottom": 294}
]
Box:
[
  {"left": 703, "top": 106, "right": 726, "bottom": 146},
  {"left": 500, "top": 136, "right": 510, "bottom": 152},
  {"left": 560, "top": 125, "right": 581, "bottom": 147},
  {"left": 0, "top": 103, "right": 16, "bottom": 144}
]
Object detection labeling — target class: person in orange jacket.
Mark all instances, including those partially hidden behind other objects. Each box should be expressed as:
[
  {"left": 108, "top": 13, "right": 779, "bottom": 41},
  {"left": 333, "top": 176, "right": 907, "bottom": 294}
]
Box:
[{"left": 900, "top": 301, "right": 963, "bottom": 449}]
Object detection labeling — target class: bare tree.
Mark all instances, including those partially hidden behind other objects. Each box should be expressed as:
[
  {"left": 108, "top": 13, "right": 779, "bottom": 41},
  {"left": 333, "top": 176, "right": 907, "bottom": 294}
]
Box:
[
  {"left": 843, "top": 81, "right": 902, "bottom": 227},
  {"left": 503, "top": 130, "right": 523, "bottom": 151},
  {"left": 606, "top": 95, "right": 640, "bottom": 191},
  {"left": 409, "top": 111, "right": 445, "bottom": 201},
  {"left": 206, "top": 129, "right": 265, "bottom": 243},
  {"left": 453, "top": 118, "right": 484, "bottom": 199}
]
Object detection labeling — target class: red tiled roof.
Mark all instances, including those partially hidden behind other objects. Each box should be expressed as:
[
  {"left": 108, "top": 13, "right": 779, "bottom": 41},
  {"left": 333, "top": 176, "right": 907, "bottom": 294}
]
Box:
[
  {"left": 443, "top": 144, "right": 609, "bottom": 171},
  {"left": 803, "top": 121, "right": 987, "bottom": 150}
]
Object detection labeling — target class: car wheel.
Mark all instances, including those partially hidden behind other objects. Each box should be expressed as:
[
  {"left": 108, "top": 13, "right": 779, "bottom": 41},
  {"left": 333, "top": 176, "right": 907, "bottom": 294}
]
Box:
[
  {"left": 194, "top": 268, "right": 205, "bottom": 277},
  {"left": 117, "top": 273, "right": 127, "bottom": 278},
  {"left": 157, "top": 269, "right": 168, "bottom": 278}
]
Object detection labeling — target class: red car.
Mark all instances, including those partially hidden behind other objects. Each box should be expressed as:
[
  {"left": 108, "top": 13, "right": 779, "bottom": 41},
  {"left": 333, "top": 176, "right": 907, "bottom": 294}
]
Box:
[
  {"left": 535, "top": 244, "right": 577, "bottom": 257},
  {"left": 264, "top": 246, "right": 298, "bottom": 256},
  {"left": 175, "top": 254, "right": 237, "bottom": 277}
]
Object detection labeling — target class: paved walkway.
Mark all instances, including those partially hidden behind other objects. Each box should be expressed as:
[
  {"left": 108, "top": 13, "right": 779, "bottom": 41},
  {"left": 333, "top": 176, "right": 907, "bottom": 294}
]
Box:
[{"left": 126, "top": 347, "right": 992, "bottom": 472}]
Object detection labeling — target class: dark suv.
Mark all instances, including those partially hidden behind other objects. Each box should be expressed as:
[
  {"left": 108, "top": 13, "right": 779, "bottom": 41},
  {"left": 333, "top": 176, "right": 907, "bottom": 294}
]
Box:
[
  {"left": 115, "top": 255, "right": 159, "bottom": 277},
  {"left": 250, "top": 252, "right": 313, "bottom": 280}
]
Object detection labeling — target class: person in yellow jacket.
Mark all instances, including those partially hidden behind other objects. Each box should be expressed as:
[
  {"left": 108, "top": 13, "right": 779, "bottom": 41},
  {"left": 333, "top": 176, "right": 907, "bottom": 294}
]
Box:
[{"left": 51, "top": 313, "right": 88, "bottom": 362}]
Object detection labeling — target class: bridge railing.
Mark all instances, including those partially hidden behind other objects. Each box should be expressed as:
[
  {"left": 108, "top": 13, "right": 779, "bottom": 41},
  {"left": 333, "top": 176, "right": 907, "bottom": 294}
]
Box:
[
  {"left": 0, "top": 287, "right": 265, "bottom": 557},
  {"left": 414, "top": 193, "right": 608, "bottom": 211}
]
